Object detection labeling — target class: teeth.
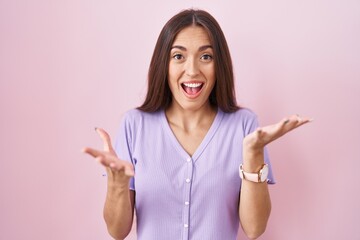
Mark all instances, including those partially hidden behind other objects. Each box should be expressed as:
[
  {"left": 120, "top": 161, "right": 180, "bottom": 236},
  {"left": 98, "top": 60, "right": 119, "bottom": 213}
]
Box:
[{"left": 183, "top": 83, "right": 202, "bottom": 88}]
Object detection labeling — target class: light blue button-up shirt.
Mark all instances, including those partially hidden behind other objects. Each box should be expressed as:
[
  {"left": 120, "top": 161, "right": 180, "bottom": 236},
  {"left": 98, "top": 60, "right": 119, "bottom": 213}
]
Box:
[{"left": 114, "top": 108, "right": 274, "bottom": 240}]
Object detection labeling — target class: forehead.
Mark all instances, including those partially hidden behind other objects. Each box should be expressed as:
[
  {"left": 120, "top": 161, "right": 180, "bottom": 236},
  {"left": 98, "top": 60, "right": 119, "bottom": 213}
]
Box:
[{"left": 172, "top": 26, "right": 211, "bottom": 46}]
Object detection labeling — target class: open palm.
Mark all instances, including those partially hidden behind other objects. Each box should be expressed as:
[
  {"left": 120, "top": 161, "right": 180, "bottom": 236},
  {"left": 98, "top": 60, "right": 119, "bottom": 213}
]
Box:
[
  {"left": 244, "top": 114, "right": 312, "bottom": 150},
  {"left": 82, "top": 128, "right": 134, "bottom": 183}
]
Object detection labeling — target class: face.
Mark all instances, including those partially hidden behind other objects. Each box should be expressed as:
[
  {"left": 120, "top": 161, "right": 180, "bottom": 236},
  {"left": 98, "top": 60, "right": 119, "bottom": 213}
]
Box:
[{"left": 168, "top": 26, "right": 215, "bottom": 112}]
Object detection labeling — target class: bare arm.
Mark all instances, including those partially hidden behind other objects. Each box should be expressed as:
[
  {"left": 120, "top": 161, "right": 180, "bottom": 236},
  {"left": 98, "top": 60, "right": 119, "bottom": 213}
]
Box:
[
  {"left": 239, "top": 149, "right": 271, "bottom": 239},
  {"left": 83, "top": 128, "right": 135, "bottom": 240},
  {"left": 239, "top": 115, "right": 311, "bottom": 239},
  {"left": 104, "top": 185, "right": 135, "bottom": 239}
]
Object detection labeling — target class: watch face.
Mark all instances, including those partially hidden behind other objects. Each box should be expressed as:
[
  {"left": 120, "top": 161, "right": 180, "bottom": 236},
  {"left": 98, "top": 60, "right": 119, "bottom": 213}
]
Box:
[{"left": 260, "top": 164, "right": 269, "bottom": 182}]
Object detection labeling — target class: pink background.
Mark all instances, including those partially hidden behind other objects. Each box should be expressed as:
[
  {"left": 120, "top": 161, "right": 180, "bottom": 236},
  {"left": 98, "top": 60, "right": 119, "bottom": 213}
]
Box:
[{"left": 1, "top": 0, "right": 359, "bottom": 239}]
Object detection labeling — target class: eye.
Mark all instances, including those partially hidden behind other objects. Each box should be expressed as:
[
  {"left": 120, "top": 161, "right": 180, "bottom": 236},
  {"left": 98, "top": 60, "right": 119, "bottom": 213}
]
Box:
[
  {"left": 201, "top": 54, "right": 213, "bottom": 61},
  {"left": 172, "top": 53, "right": 184, "bottom": 60}
]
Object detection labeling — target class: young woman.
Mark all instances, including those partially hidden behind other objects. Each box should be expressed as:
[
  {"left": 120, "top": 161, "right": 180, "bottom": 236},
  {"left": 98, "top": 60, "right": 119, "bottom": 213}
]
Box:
[{"left": 83, "top": 9, "right": 311, "bottom": 240}]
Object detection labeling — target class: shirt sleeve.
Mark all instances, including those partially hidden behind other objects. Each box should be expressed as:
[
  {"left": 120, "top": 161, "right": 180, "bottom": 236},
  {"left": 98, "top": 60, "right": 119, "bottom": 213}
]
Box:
[
  {"left": 244, "top": 113, "right": 276, "bottom": 184},
  {"left": 114, "top": 113, "right": 136, "bottom": 190}
]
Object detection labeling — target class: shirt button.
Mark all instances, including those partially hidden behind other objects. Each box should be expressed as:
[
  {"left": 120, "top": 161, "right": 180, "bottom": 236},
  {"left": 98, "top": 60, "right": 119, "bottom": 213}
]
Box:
[
  {"left": 185, "top": 178, "right": 191, "bottom": 183},
  {"left": 186, "top": 158, "right": 191, "bottom": 162},
  {"left": 185, "top": 201, "right": 189, "bottom": 205},
  {"left": 184, "top": 224, "right": 189, "bottom": 228}
]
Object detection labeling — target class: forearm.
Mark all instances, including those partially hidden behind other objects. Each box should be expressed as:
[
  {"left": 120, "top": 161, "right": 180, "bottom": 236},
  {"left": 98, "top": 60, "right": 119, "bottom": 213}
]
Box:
[
  {"left": 104, "top": 184, "right": 134, "bottom": 240},
  {"left": 237, "top": 114, "right": 310, "bottom": 238},
  {"left": 239, "top": 150, "right": 271, "bottom": 239}
]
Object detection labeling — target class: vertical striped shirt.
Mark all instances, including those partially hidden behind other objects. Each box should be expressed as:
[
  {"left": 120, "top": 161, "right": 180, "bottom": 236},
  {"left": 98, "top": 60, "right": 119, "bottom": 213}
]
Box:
[{"left": 114, "top": 108, "right": 275, "bottom": 240}]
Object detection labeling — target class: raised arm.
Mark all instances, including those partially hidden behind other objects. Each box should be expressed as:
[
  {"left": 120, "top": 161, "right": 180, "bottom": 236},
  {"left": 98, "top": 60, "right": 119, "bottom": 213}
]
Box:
[
  {"left": 83, "top": 128, "right": 135, "bottom": 240},
  {"left": 239, "top": 115, "right": 312, "bottom": 239}
]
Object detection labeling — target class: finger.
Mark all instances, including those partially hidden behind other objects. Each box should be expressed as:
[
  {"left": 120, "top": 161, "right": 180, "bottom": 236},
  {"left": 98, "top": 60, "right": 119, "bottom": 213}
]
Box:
[
  {"left": 109, "top": 161, "right": 129, "bottom": 171},
  {"left": 272, "top": 116, "right": 301, "bottom": 136},
  {"left": 293, "top": 114, "right": 313, "bottom": 126},
  {"left": 95, "top": 128, "right": 115, "bottom": 153},
  {"left": 95, "top": 156, "right": 104, "bottom": 164},
  {"left": 82, "top": 147, "right": 104, "bottom": 158},
  {"left": 97, "top": 154, "right": 121, "bottom": 168},
  {"left": 282, "top": 118, "right": 290, "bottom": 125},
  {"left": 108, "top": 161, "right": 135, "bottom": 176},
  {"left": 283, "top": 114, "right": 312, "bottom": 130},
  {"left": 82, "top": 147, "right": 118, "bottom": 167},
  {"left": 284, "top": 114, "right": 301, "bottom": 126},
  {"left": 296, "top": 117, "right": 313, "bottom": 127}
]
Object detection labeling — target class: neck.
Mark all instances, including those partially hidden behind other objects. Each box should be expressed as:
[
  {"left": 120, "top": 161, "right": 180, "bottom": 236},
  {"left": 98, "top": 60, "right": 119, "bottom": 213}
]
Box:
[{"left": 165, "top": 102, "right": 217, "bottom": 132}]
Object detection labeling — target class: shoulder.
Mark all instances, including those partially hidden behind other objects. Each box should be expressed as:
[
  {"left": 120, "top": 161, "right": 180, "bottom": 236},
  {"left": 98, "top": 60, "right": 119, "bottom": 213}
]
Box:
[
  {"left": 116, "top": 109, "right": 163, "bottom": 141},
  {"left": 120, "top": 108, "right": 163, "bottom": 128},
  {"left": 222, "top": 107, "right": 258, "bottom": 123},
  {"left": 123, "top": 108, "right": 162, "bottom": 120},
  {"left": 220, "top": 108, "right": 259, "bottom": 134}
]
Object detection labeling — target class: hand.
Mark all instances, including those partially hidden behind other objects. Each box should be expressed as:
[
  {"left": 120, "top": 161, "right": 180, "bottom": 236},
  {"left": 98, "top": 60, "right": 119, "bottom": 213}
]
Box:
[
  {"left": 82, "top": 128, "right": 134, "bottom": 186},
  {"left": 243, "top": 114, "right": 312, "bottom": 152}
]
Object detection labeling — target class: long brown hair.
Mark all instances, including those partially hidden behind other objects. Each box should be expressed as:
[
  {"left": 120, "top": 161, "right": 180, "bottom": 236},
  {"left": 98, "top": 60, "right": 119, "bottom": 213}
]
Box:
[{"left": 137, "top": 9, "right": 240, "bottom": 113}]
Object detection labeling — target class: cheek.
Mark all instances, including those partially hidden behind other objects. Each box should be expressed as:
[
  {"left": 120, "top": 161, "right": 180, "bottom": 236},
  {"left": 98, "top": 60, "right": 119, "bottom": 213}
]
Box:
[
  {"left": 205, "top": 65, "right": 216, "bottom": 83},
  {"left": 167, "top": 67, "right": 178, "bottom": 91},
  {"left": 168, "top": 65, "right": 178, "bottom": 82},
  {"left": 207, "top": 72, "right": 216, "bottom": 92}
]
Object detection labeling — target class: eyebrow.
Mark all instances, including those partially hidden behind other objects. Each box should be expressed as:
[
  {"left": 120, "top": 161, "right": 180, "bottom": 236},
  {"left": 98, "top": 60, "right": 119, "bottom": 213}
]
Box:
[{"left": 171, "top": 45, "right": 213, "bottom": 51}]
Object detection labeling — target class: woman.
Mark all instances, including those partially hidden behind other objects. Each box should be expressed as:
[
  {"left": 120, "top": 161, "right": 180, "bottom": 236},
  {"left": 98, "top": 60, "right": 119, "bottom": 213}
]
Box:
[{"left": 83, "top": 9, "right": 311, "bottom": 240}]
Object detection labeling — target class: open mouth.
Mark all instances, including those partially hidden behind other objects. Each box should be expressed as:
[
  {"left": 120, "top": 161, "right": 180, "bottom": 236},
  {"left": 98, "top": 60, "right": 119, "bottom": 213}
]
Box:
[{"left": 181, "top": 82, "right": 204, "bottom": 96}]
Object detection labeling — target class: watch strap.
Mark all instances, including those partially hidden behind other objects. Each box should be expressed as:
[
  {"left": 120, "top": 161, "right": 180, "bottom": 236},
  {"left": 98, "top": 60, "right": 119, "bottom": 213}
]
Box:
[{"left": 239, "top": 164, "right": 268, "bottom": 183}]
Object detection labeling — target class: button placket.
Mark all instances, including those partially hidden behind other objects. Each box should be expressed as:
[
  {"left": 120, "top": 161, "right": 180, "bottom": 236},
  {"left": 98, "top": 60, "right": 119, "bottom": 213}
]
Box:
[{"left": 182, "top": 157, "right": 193, "bottom": 240}]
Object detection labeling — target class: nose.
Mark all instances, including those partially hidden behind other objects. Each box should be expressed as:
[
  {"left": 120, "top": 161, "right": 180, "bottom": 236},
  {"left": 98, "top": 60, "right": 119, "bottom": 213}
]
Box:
[{"left": 185, "top": 57, "right": 200, "bottom": 77}]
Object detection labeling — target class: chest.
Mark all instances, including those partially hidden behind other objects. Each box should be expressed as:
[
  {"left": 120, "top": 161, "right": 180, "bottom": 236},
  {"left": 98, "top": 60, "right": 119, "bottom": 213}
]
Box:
[
  {"left": 169, "top": 125, "right": 208, "bottom": 156},
  {"left": 131, "top": 119, "right": 244, "bottom": 192}
]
